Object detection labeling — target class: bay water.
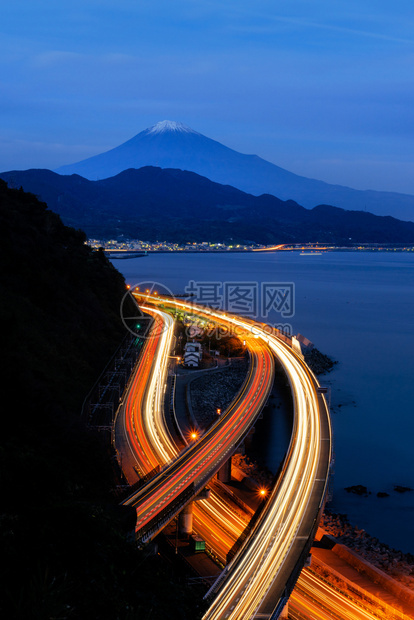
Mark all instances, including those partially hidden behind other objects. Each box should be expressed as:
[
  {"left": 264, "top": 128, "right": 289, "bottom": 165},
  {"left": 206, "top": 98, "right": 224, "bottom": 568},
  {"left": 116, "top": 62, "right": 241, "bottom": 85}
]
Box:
[{"left": 113, "top": 251, "right": 414, "bottom": 553}]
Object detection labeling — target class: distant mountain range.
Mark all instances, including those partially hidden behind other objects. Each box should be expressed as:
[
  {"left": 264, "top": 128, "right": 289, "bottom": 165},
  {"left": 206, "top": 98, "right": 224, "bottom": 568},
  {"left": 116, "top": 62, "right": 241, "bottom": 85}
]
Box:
[
  {"left": 53, "top": 120, "right": 414, "bottom": 222},
  {"left": 2, "top": 166, "right": 414, "bottom": 245}
]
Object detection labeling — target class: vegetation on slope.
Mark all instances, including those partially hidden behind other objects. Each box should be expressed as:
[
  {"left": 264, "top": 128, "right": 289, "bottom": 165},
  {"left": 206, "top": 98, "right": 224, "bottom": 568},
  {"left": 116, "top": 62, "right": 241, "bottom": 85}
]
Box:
[
  {"left": 0, "top": 181, "right": 205, "bottom": 619},
  {"left": 2, "top": 167, "right": 414, "bottom": 244}
]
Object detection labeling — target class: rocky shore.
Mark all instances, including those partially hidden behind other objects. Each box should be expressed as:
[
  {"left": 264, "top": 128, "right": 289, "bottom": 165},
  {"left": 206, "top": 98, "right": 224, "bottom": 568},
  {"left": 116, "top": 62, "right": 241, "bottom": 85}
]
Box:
[
  {"left": 231, "top": 453, "right": 274, "bottom": 489},
  {"left": 321, "top": 511, "right": 414, "bottom": 590},
  {"left": 304, "top": 347, "right": 337, "bottom": 375}
]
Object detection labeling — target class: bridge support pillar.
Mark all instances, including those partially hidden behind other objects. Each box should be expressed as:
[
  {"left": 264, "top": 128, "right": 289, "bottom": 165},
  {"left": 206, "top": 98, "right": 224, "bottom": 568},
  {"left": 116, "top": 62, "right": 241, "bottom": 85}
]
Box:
[
  {"left": 244, "top": 426, "right": 255, "bottom": 448},
  {"left": 235, "top": 441, "right": 245, "bottom": 455},
  {"left": 217, "top": 458, "right": 231, "bottom": 483},
  {"left": 279, "top": 602, "right": 289, "bottom": 618},
  {"left": 196, "top": 487, "right": 211, "bottom": 500},
  {"left": 178, "top": 502, "right": 193, "bottom": 536}
]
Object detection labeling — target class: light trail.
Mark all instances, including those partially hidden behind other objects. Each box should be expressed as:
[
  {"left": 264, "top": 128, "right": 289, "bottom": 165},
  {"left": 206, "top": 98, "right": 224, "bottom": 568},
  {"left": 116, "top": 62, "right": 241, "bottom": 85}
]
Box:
[
  {"left": 115, "top": 294, "right": 331, "bottom": 618},
  {"left": 202, "top": 323, "right": 328, "bottom": 619},
  {"left": 252, "top": 244, "right": 285, "bottom": 252},
  {"left": 140, "top": 307, "right": 176, "bottom": 466},
  {"left": 116, "top": 315, "right": 162, "bottom": 478},
  {"left": 117, "top": 305, "right": 250, "bottom": 563},
  {"left": 130, "top": 298, "right": 387, "bottom": 620},
  {"left": 166, "top": 363, "right": 382, "bottom": 620},
  {"left": 125, "top": 335, "right": 273, "bottom": 537},
  {"left": 118, "top": 298, "right": 274, "bottom": 553},
  {"left": 133, "top": 295, "right": 331, "bottom": 619},
  {"left": 118, "top": 302, "right": 256, "bottom": 562},
  {"left": 161, "top": 377, "right": 383, "bottom": 620},
  {"left": 114, "top": 308, "right": 176, "bottom": 480},
  {"left": 290, "top": 570, "right": 385, "bottom": 620}
]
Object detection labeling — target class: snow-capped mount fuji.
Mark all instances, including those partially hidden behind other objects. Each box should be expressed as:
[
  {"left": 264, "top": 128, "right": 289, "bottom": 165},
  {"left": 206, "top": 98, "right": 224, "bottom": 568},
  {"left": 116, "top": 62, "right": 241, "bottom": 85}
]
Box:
[
  {"left": 55, "top": 121, "right": 414, "bottom": 221},
  {"left": 145, "top": 120, "right": 198, "bottom": 135},
  {"left": 55, "top": 120, "right": 214, "bottom": 180}
]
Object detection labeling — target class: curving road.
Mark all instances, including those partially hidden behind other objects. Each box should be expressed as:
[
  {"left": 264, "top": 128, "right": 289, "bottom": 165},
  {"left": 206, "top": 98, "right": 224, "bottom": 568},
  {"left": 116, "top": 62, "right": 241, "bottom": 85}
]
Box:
[
  {"left": 113, "top": 308, "right": 175, "bottom": 481},
  {"left": 204, "top": 326, "right": 331, "bottom": 619},
  {"left": 115, "top": 294, "right": 332, "bottom": 618},
  {"left": 135, "top": 296, "right": 331, "bottom": 619},
  {"left": 118, "top": 303, "right": 274, "bottom": 546},
  {"left": 290, "top": 569, "right": 383, "bottom": 620}
]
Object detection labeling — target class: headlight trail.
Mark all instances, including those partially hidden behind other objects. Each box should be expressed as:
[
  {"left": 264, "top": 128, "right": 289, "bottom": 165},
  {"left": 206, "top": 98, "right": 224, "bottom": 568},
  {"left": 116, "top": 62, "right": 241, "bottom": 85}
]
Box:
[
  {"left": 117, "top": 305, "right": 251, "bottom": 563},
  {"left": 131, "top": 298, "right": 377, "bottom": 620},
  {"left": 115, "top": 294, "right": 331, "bottom": 618},
  {"left": 290, "top": 569, "right": 384, "bottom": 620},
  {"left": 114, "top": 307, "right": 177, "bottom": 480},
  {"left": 202, "top": 323, "right": 330, "bottom": 619},
  {"left": 131, "top": 295, "right": 331, "bottom": 619},
  {"left": 119, "top": 298, "right": 274, "bottom": 547}
]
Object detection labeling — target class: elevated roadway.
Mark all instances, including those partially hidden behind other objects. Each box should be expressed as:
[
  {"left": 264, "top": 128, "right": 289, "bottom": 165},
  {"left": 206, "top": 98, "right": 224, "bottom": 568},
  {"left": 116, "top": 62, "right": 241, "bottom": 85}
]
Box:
[
  {"left": 117, "top": 303, "right": 274, "bottom": 545},
  {"left": 114, "top": 294, "right": 332, "bottom": 618},
  {"left": 134, "top": 296, "right": 332, "bottom": 619},
  {"left": 113, "top": 308, "right": 175, "bottom": 482}
]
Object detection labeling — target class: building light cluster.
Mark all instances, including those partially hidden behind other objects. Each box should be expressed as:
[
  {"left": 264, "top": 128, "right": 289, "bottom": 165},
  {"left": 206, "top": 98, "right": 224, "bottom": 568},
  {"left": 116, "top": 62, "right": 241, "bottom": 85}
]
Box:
[{"left": 86, "top": 238, "right": 414, "bottom": 253}]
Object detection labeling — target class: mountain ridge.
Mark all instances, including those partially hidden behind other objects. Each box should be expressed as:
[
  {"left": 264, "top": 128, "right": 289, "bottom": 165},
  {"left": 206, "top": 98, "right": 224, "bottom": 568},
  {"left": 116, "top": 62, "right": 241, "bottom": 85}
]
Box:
[
  {"left": 2, "top": 166, "right": 414, "bottom": 245},
  {"left": 52, "top": 121, "right": 414, "bottom": 222}
]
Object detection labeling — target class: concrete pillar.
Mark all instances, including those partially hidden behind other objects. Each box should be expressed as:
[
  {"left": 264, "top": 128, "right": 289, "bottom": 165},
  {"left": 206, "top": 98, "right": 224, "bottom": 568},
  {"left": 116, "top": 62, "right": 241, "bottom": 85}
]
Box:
[
  {"left": 217, "top": 458, "right": 231, "bottom": 483},
  {"left": 178, "top": 502, "right": 193, "bottom": 536},
  {"left": 196, "top": 488, "right": 211, "bottom": 500},
  {"left": 146, "top": 539, "right": 159, "bottom": 556},
  {"left": 244, "top": 426, "right": 255, "bottom": 449},
  {"left": 234, "top": 441, "right": 245, "bottom": 455},
  {"left": 279, "top": 602, "right": 289, "bottom": 618}
]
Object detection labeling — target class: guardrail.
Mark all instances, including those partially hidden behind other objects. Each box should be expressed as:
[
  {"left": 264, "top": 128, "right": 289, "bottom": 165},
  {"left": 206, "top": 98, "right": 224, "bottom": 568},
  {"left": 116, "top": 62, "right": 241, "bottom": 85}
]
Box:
[{"left": 136, "top": 482, "right": 195, "bottom": 546}]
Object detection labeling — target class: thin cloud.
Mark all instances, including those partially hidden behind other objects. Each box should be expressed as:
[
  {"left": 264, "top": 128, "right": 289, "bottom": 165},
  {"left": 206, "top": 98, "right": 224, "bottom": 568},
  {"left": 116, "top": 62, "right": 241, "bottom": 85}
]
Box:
[
  {"left": 217, "top": 2, "right": 414, "bottom": 46},
  {"left": 271, "top": 15, "right": 414, "bottom": 45}
]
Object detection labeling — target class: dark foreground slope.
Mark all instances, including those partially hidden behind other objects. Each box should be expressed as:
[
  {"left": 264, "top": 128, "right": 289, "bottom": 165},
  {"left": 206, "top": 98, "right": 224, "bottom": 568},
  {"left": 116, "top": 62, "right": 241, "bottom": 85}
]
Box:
[
  {"left": 2, "top": 167, "right": 414, "bottom": 244},
  {"left": 0, "top": 181, "right": 205, "bottom": 619}
]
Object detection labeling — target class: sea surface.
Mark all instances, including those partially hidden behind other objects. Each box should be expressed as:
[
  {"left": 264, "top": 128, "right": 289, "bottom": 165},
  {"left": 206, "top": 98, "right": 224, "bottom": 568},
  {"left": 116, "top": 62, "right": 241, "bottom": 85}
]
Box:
[{"left": 113, "top": 251, "right": 414, "bottom": 553}]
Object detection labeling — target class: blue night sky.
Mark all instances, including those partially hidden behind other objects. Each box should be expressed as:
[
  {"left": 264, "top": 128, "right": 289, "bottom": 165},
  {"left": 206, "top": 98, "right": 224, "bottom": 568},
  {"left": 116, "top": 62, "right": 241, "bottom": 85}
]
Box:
[{"left": 2, "top": 1, "right": 414, "bottom": 194}]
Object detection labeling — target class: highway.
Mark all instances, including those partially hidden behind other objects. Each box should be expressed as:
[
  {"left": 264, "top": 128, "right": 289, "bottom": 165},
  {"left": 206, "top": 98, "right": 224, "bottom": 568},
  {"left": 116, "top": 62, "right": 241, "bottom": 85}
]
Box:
[
  {"left": 158, "top": 343, "right": 383, "bottom": 619},
  {"left": 133, "top": 295, "right": 331, "bottom": 619},
  {"left": 118, "top": 302, "right": 274, "bottom": 545},
  {"left": 113, "top": 308, "right": 175, "bottom": 481},
  {"left": 290, "top": 569, "right": 384, "bottom": 620},
  {"left": 115, "top": 295, "right": 393, "bottom": 620},
  {"left": 114, "top": 305, "right": 254, "bottom": 562},
  {"left": 204, "top": 320, "right": 331, "bottom": 619},
  {"left": 115, "top": 293, "right": 332, "bottom": 617}
]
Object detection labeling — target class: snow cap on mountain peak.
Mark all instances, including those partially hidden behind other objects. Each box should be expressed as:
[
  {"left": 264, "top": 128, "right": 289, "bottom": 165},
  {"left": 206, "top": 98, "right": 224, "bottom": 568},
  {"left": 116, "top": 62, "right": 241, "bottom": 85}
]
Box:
[{"left": 146, "top": 120, "right": 197, "bottom": 135}]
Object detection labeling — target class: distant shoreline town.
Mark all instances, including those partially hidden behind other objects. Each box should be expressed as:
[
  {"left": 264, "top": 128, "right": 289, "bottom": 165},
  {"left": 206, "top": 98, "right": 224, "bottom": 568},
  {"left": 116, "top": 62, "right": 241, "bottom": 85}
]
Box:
[{"left": 88, "top": 238, "right": 414, "bottom": 254}]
